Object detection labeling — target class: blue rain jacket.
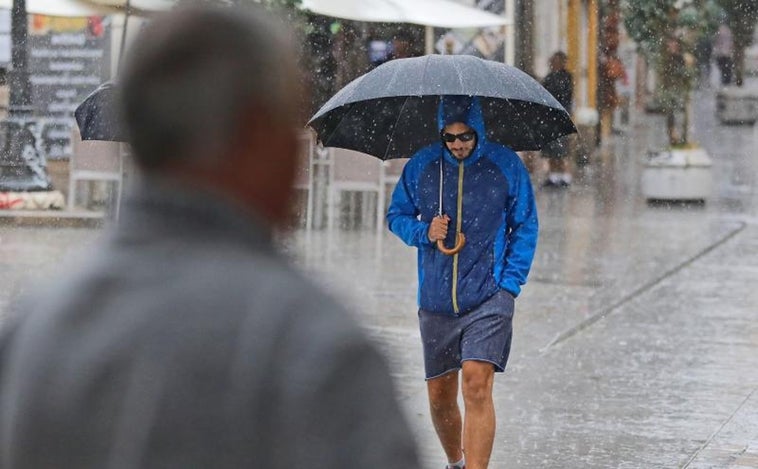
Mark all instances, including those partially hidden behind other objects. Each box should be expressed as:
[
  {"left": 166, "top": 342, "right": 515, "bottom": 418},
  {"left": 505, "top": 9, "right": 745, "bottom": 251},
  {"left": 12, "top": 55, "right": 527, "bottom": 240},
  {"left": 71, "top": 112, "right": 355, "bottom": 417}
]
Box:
[{"left": 387, "top": 97, "right": 538, "bottom": 315}]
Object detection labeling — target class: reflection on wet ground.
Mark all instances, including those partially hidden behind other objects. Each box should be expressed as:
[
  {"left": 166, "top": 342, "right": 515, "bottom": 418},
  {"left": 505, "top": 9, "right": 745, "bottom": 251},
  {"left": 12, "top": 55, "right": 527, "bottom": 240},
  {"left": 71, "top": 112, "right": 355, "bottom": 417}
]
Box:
[{"left": 0, "top": 226, "right": 101, "bottom": 323}]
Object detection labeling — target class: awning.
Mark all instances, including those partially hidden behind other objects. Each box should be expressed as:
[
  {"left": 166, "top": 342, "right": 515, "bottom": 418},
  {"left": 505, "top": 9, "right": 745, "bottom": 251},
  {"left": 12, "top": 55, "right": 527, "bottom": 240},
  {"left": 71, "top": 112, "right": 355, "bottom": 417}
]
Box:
[
  {"left": 299, "top": 0, "right": 510, "bottom": 28},
  {"left": 0, "top": 0, "right": 174, "bottom": 17},
  {"left": 0, "top": 0, "right": 119, "bottom": 16},
  {"left": 82, "top": 0, "right": 175, "bottom": 13},
  {"left": 2, "top": 1, "right": 508, "bottom": 27}
]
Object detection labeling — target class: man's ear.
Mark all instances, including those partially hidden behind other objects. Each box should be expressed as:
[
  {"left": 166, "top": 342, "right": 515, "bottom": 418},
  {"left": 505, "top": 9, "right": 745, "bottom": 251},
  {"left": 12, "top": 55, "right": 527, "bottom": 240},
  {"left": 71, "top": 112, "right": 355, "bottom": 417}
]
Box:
[{"left": 227, "top": 107, "right": 299, "bottom": 227}]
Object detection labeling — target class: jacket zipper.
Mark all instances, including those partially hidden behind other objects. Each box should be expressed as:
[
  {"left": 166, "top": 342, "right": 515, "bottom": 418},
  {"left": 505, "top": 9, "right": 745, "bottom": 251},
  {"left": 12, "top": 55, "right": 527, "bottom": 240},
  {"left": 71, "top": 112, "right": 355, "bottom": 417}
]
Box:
[{"left": 451, "top": 161, "right": 464, "bottom": 314}]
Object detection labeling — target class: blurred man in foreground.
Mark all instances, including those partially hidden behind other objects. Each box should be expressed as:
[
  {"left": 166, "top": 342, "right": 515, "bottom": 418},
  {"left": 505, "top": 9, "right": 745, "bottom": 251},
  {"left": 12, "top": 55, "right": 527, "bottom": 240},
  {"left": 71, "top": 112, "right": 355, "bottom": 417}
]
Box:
[{"left": 0, "top": 4, "right": 418, "bottom": 468}]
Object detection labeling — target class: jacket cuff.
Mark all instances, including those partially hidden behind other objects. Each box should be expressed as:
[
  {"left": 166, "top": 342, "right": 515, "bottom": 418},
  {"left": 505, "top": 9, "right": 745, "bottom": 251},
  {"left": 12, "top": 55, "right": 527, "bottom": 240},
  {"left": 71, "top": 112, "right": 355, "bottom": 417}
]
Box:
[
  {"left": 419, "top": 222, "right": 434, "bottom": 246},
  {"left": 500, "top": 279, "right": 521, "bottom": 298}
]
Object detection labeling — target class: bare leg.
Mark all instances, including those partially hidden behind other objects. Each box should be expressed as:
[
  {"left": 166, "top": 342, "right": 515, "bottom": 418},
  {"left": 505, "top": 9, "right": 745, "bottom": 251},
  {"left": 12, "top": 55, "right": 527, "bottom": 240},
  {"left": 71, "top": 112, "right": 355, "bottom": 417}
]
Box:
[
  {"left": 547, "top": 157, "right": 572, "bottom": 185},
  {"left": 519, "top": 151, "right": 540, "bottom": 174},
  {"left": 461, "top": 361, "right": 496, "bottom": 469},
  {"left": 427, "top": 371, "right": 464, "bottom": 464},
  {"left": 548, "top": 157, "right": 569, "bottom": 175}
]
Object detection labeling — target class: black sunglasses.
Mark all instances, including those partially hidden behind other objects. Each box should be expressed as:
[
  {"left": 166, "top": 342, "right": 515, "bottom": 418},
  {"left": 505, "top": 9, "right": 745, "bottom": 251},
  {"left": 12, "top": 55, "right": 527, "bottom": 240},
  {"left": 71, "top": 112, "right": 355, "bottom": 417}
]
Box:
[{"left": 441, "top": 130, "right": 477, "bottom": 143}]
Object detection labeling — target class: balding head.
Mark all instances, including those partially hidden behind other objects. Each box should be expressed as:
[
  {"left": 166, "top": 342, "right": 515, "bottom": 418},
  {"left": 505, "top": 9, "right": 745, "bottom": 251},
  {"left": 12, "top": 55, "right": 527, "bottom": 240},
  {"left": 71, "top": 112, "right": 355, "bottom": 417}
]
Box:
[{"left": 120, "top": 3, "right": 302, "bottom": 225}]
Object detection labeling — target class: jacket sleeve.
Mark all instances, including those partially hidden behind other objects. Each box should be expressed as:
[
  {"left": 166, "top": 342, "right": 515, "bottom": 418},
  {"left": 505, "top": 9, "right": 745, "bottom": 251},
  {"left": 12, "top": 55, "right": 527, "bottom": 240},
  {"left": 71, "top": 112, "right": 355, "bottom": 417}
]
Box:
[
  {"left": 500, "top": 157, "right": 539, "bottom": 297},
  {"left": 386, "top": 162, "right": 433, "bottom": 248}
]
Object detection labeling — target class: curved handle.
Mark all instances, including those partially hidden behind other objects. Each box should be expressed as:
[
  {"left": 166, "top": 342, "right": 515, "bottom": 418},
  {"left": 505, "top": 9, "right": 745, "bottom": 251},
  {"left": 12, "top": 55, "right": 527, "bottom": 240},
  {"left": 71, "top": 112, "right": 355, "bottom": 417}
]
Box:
[{"left": 436, "top": 232, "right": 466, "bottom": 256}]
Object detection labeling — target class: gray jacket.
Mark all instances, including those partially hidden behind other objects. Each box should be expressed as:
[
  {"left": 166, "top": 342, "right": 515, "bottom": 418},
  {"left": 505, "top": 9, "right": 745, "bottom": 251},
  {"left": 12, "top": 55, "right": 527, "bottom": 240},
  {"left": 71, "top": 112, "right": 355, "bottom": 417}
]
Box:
[{"left": 0, "top": 181, "right": 418, "bottom": 468}]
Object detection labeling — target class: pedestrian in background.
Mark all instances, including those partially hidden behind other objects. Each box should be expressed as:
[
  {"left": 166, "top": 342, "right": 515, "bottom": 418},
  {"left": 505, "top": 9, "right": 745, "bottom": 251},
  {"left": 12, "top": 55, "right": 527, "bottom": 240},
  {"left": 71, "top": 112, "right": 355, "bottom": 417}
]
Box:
[
  {"left": 541, "top": 51, "right": 574, "bottom": 187},
  {"left": 0, "top": 4, "right": 418, "bottom": 468},
  {"left": 713, "top": 23, "right": 734, "bottom": 86},
  {"left": 387, "top": 96, "right": 539, "bottom": 469},
  {"left": 694, "top": 34, "right": 713, "bottom": 88}
]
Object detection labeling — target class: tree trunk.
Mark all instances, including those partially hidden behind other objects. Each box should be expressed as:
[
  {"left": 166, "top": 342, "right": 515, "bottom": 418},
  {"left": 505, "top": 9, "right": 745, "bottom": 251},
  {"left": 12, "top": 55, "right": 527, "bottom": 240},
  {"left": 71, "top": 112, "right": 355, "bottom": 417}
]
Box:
[
  {"left": 682, "top": 92, "right": 691, "bottom": 145},
  {"left": 666, "top": 111, "right": 677, "bottom": 146}
]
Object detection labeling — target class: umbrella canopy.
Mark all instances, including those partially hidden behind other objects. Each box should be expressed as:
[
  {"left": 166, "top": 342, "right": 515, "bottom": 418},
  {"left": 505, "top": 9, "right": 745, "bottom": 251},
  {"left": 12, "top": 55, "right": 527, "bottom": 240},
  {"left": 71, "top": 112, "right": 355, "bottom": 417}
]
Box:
[
  {"left": 300, "top": 0, "right": 509, "bottom": 28},
  {"left": 308, "top": 54, "right": 577, "bottom": 159},
  {"left": 75, "top": 81, "right": 125, "bottom": 141}
]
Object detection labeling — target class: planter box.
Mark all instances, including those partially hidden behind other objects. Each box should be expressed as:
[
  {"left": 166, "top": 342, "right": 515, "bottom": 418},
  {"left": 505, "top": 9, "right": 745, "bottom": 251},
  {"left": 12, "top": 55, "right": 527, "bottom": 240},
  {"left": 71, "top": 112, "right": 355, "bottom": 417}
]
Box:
[
  {"left": 716, "top": 87, "right": 758, "bottom": 125},
  {"left": 641, "top": 148, "right": 712, "bottom": 202}
]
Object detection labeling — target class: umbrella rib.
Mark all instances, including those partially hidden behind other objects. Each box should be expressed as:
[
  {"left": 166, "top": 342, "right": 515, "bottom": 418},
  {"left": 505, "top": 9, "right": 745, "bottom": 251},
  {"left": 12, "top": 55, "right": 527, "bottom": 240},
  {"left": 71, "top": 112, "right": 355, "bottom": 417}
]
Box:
[
  {"left": 505, "top": 98, "right": 539, "bottom": 148},
  {"left": 483, "top": 61, "right": 534, "bottom": 147},
  {"left": 485, "top": 62, "right": 541, "bottom": 148},
  {"left": 453, "top": 58, "right": 466, "bottom": 94},
  {"left": 320, "top": 102, "right": 358, "bottom": 148},
  {"left": 421, "top": 55, "right": 432, "bottom": 95},
  {"left": 383, "top": 96, "right": 413, "bottom": 159}
]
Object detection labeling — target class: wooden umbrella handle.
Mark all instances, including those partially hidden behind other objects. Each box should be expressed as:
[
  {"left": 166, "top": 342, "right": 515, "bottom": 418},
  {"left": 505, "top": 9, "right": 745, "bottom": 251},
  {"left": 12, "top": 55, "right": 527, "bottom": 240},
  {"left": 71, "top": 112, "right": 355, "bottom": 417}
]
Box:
[{"left": 436, "top": 232, "right": 466, "bottom": 256}]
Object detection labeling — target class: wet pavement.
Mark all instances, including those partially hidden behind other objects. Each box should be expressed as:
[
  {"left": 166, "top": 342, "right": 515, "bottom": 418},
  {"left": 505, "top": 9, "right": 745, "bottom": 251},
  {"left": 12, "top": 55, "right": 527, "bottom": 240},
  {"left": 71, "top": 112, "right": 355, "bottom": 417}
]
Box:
[{"left": 2, "top": 80, "right": 758, "bottom": 468}]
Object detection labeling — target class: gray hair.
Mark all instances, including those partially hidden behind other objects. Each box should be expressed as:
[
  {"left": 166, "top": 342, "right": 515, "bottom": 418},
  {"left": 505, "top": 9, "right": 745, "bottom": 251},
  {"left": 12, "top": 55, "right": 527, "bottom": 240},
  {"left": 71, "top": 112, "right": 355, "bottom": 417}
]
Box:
[{"left": 119, "top": 3, "right": 298, "bottom": 169}]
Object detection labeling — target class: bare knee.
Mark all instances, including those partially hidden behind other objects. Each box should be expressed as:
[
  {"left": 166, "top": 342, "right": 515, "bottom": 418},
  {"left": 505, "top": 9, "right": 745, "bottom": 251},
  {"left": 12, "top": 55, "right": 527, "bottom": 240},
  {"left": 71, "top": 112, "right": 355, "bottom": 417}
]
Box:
[
  {"left": 428, "top": 372, "right": 459, "bottom": 412},
  {"left": 461, "top": 362, "right": 494, "bottom": 406}
]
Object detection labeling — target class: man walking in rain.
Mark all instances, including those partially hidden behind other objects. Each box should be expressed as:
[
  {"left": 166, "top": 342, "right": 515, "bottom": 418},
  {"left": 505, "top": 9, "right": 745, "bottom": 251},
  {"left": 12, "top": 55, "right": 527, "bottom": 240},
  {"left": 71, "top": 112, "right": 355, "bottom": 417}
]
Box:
[
  {"left": 541, "top": 51, "right": 574, "bottom": 187},
  {"left": 387, "top": 96, "right": 538, "bottom": 469},
  {"left": 0, "top": 4, "right": 419, "bottom": 468}
]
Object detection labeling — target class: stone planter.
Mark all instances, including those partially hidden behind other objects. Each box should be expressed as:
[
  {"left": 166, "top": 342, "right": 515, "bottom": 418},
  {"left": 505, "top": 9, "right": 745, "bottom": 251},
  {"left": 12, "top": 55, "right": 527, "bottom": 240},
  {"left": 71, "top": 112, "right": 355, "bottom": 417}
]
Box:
[
  {"left": 641, "top": 147, "right": 712, "bottom": 202},
  {"left": 716, "top": 86, "right": 758, "bottom": 125}
]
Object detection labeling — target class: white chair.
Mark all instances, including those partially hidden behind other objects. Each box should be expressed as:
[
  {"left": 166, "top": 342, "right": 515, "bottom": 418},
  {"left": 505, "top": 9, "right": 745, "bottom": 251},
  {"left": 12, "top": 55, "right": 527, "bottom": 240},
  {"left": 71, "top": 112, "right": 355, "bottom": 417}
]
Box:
[
  {"left": 68, "top": 129, "right": 124, "bottom": 218},
  {"left": 376, "top": 158, "right": 408, "bottom": 232},
  {"left": 327, "top": 147, "right": 383, "bottom": 230}
]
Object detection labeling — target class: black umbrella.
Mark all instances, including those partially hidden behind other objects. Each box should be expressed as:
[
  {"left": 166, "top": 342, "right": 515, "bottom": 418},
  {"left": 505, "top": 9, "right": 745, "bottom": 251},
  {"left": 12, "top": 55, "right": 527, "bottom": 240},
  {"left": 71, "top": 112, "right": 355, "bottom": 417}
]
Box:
[
  {"left": 308, "top": 54, "right": 577, "bottom": 159},
  {"left": 75, "top": 81, "right": 126, "bottom": 141}
]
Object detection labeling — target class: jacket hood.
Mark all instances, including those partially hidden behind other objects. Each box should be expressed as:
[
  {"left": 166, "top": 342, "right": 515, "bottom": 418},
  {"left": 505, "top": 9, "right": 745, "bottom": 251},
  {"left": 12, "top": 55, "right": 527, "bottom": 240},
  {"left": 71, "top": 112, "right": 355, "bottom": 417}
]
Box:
[{"left": 437, "top": 96, "right": 487, "bottom": 165}]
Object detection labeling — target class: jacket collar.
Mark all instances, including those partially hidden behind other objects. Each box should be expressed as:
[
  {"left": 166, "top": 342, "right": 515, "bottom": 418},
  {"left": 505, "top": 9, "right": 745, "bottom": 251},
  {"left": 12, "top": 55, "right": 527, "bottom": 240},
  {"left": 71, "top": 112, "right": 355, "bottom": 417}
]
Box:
[{"left": 115, "top": 176, "right": 274, "bottom": 252}]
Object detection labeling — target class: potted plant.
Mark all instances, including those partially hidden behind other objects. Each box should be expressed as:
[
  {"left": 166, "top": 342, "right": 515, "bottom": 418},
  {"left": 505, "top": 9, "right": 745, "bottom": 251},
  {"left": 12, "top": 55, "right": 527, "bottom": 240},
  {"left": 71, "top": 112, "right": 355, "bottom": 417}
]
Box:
[{"left": 623, "top": 0, "right": 717, "bottom": 201}]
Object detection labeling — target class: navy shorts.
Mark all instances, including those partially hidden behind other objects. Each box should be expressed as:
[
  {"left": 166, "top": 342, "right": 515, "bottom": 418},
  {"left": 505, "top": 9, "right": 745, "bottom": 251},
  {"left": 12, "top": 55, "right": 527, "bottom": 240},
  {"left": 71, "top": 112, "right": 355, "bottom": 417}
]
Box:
[{"left": 418, "top": 290, "right": 515, "bottom": 380}]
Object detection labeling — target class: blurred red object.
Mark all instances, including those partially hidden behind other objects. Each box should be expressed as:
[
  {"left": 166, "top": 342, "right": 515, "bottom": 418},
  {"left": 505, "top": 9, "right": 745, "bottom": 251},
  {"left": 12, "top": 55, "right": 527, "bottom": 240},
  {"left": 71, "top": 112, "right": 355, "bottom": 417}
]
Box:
[{"left": 88, "top": 17, "right": 104, "bottom": 38}]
